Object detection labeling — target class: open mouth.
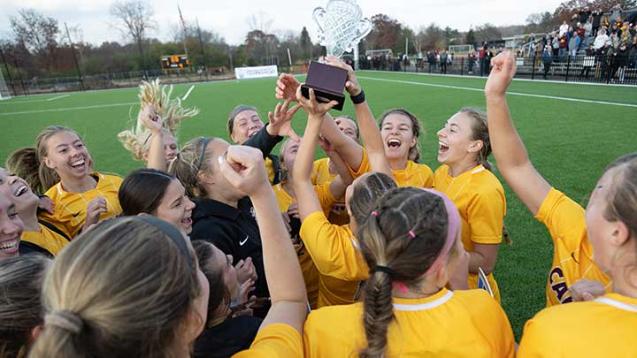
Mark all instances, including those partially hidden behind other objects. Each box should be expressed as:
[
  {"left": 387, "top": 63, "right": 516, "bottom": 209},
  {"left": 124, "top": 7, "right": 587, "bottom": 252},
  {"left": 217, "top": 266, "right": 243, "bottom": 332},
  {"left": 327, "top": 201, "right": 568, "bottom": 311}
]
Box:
[
  {"left": 14, "top": 184, "right": 28, "bottom": 197},
  {"left": 181, "top": 216, "right": 192, "bottom": 227},
  {"left": 387, "top": 138, "right": 402, "bottom": 149},
  {"left": 438, "top": 142, "right": 450, "bottom": 153},
  {"left": 69, "top": 158, "right": 87, "bottom": 171},
  {"left": 0, "top": 238, "right": 20, "bottom": 255}
]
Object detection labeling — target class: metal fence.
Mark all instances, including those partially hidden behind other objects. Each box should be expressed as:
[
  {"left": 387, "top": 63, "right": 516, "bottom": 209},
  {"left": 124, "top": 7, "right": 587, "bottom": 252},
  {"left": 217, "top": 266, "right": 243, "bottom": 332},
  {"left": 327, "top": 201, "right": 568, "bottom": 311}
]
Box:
[{"left": 360, "top": 53, "right": 637, "bottom": 85}]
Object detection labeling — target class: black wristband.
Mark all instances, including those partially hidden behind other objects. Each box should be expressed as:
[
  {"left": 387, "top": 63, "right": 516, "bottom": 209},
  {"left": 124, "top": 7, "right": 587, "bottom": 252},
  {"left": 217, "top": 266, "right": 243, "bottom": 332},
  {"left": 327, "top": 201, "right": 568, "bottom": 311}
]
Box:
[{"left": 350, "top": 89, "right": 365, "bottom": 104}]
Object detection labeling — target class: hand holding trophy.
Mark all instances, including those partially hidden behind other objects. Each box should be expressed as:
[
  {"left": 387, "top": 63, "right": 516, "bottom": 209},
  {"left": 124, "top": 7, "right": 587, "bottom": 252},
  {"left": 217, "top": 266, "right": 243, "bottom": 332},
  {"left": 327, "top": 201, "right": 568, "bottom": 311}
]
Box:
[{"left": 301, "top": 0, "right": 371, "bottom": 111}]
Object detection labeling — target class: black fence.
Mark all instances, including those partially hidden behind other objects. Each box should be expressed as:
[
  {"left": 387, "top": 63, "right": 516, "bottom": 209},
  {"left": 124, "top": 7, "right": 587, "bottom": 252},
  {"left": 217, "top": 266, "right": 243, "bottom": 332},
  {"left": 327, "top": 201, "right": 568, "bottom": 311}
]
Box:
[{"left": 360, "top": 53, "right": 637, "bottom": 85}]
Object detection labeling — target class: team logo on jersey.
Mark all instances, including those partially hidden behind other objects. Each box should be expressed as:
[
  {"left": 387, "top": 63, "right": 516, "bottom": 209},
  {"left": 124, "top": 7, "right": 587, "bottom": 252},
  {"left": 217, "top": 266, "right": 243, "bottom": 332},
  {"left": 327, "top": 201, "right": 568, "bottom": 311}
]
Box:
[{"left": 549, "top": 266, "right": 573, "bottom": 304}]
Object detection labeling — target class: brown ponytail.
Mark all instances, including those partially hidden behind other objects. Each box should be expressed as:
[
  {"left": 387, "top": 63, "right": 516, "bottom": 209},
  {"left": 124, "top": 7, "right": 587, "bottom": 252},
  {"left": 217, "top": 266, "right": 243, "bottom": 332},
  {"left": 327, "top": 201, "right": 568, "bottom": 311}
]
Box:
[
  {"left": 167, "top": 137, "right": 213, "bottom": 198},
  {"left": 357, "top": 188, "right": 450, "bottom": 357},
  {"left": 378, "top": 109, "right": 423, "bottom": 163}
]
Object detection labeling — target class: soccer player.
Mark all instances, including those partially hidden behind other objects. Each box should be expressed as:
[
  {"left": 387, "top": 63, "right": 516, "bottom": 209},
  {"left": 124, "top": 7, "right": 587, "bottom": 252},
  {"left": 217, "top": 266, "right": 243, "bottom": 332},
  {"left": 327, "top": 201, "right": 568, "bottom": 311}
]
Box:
[
  {"left": 0, "top": 191, "right": 23, "bottom": 259},
  {"left": 276, "top": 58, "right": 434, "bottom": 189},
  {"left": 484, "top": 51, "right": 613, "bottom": 306},
  {"left": 11, "top": 126, "right": 122, "bottom": 239},
  {"left": 434, "top": 108, "right": 506, "bottom": 302},
  {"left": 0, "top": 168, "right": 69, "bottom": 256},
  {"left": 303, "top": 187, "right": 515, "bottom": 357}
]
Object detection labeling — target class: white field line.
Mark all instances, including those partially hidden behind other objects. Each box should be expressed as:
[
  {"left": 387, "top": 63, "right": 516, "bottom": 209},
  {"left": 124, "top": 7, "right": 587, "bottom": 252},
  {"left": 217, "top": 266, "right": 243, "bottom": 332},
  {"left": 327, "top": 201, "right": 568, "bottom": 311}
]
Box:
[
  {"left": 357, "top": 76, "right": 637, "bottom": 108},
  {"left": 361, "top": 69, "right": 637, "bottom": 88},
  {"left": 46, "top": 94, "right": 70, "bottom": 101},
  {"left": 181, "top": 85, "right": 195, "bottom": 100},
  {"left": 0, "top": 102, "right": 137, "bottom": 116}
]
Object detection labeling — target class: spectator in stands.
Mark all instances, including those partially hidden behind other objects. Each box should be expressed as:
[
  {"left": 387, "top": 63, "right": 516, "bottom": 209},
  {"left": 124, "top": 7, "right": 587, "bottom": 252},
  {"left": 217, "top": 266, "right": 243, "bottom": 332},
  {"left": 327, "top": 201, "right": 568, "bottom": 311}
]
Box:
[
  {"left": 552, "top": 35, "right": 560, "bottom": 57},
  {"left": 580, "top": 44, "right": 596, "bottom": 79},
  {"left": 569, "top": 31, "right": 582, "bottom": 57},
  {"left": 467, "top": 51, "right": 477, "bottom": 74},
  {"left": 592, "top": 9, "right": 603, "bottom": 35},
  {"left": 559, "top": 35, "right": 568, "bottom": 60},
  {"left": 610, "top": 5, "right": 623, "bottom": 24},
  {"left": 579, "top": 6, "right": 592, "bottom": 24},
  {"left": 542, "top": 45, "right": 553, "bottom": 79},
  {"left": 427, "top": 51, "right": 436, "bottom": 73},
  {"left": 613, "top": 43, "right": 629, "bottom": 83},
  {"left": 629, "top": 35, "right": 637, "bottom": 68},
  {"left": 601, "top": 13, "right": 611, "bottom": 29},
  {"left": 559, "top": 21, "right": 569, "bottom": 37},
  {"left": 479, "top": 44, "right": 487, "bottom": 76},
  {"left": 584, "top": 17, "right": 593, "bottom": 37},
  {"left": 594, "top": 28, "right": 611, "bottom": 51},
  {"left": 610, "top": 30, "right": 621, "bottom": 49}
]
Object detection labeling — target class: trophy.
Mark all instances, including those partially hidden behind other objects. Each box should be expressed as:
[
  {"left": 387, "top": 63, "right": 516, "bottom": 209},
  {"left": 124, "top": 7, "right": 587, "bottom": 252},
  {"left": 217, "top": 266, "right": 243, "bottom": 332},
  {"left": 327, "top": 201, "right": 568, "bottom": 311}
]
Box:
[{"left": 301, "top": 0, "right": 372, "bottom": 110}]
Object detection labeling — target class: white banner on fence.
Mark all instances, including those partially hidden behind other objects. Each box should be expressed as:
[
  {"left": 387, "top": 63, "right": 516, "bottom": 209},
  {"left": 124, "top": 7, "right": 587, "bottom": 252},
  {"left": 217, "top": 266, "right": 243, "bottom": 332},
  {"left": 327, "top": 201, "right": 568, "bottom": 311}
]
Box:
[{"left": 234, "top": 65, "right": 278, "bottom": 80}]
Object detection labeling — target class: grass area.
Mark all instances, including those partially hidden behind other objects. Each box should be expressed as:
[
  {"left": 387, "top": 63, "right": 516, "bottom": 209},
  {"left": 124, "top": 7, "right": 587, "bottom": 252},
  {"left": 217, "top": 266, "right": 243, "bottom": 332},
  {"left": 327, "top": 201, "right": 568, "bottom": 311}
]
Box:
[{"left": 1, "top": 72, "right": 637, "bottom": 339}]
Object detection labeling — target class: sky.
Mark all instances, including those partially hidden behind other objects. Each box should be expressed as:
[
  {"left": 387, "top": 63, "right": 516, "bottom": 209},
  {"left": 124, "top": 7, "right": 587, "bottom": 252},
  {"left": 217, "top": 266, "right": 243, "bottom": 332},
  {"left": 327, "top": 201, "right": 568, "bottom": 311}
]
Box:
[{"left": 0, "top": 0, "right": 566, "bottom": 46}]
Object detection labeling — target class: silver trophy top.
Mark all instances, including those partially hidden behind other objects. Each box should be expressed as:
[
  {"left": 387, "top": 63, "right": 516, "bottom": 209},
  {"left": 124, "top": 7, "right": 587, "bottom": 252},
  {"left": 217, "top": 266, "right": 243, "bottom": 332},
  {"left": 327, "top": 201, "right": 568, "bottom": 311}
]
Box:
[{"left": 313, "top": 0, "right": 372, "bottom": 58}]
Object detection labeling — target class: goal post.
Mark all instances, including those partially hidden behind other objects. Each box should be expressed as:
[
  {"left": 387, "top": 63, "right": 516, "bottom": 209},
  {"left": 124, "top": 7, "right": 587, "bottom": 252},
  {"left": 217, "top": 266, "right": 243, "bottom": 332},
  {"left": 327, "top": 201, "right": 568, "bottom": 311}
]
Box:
[{"left": 0, "top": 68, "right": 11, "bottom": 100}]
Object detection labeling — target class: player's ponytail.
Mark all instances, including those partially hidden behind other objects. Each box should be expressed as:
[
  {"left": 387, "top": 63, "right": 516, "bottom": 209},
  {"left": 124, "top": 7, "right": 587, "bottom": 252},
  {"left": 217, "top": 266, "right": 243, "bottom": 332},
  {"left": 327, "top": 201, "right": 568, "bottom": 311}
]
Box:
[
  {"left": 167, "top": 136, "right": 212, "bottom": 198},
  {"left": 357, "top": 187, "right": 455, "bottom": 357}
]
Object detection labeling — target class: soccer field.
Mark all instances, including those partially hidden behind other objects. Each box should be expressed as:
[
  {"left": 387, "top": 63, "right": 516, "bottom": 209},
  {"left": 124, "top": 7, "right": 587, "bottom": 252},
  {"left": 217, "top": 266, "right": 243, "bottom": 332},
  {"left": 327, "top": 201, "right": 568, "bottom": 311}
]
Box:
[{"left": 1, "top": 71, "right": 636, "bottom": 338}]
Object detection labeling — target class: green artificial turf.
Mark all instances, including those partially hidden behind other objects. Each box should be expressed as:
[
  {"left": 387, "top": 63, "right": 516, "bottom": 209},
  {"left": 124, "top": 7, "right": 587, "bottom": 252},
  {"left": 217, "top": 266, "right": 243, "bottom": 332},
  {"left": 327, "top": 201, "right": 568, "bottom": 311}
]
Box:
[{"left": 1, "top": 71, "right": 636, "bottom": 339}]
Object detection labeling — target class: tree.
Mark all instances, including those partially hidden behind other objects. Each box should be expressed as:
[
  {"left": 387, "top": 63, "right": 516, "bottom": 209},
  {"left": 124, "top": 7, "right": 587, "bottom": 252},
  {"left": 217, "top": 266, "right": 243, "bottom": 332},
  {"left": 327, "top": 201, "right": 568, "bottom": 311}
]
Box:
[
  {"left": 416, "top": 24, "right": 445, "bottom": 51},
  {"left": 300, "top": 26, "right": 312, "bottom": 60},
  {"left": 366, "top": 14, "right": 402, "bottom": 51},
  {"left": 473, "top": 24, "right": 502, "bottom": 44},
  {"left": 465, "top": 28, "right": 476, "bottom": 46},
  {"left": 10, "top": 9, "right": 59, "bottom": 71},
  {"left": 110, "top": 0, "right": 154, "bottom": 72}
]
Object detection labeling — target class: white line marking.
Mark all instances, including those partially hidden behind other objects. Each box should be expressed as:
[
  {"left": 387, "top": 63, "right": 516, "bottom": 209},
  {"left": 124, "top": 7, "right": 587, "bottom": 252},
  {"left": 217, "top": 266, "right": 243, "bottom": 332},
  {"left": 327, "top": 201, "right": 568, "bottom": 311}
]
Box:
[
  {"left": 46, "top": 94, "right": 70, "bottom": 102},
  {"left": 357, "top": 76, "right": 637, "bottom": 108},
  {"left": 361, "top": 69, "right": 637, "bottom": 88},
  {"left": 181, "top": 85, "right": 195, "bottom": 100},
  {"left": 0, "top": 102, "right": 137, "bottom": 116}
]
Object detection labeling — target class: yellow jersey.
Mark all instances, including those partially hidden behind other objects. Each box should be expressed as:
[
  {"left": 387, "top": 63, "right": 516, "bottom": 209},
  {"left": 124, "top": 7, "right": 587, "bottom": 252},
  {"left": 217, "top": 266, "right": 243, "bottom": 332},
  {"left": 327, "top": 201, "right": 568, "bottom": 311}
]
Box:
[
  {"left": 21, "top": 223, "right": 69, "bottom": 256},
  {"left": 233, "top": 323, "right": 302, "bottom": 358},
  {"left": 272, "top": 183, "right": 320, "bottom": 309},
  {"left": 518, "top": 293, "right": 637, "bottom": 357},
  {"left": 265, "top": 157, "right": 276, "bottom": 184},
  {"left": 312, "top": 157, "right": 350, "bottom": 225},
  {"left": 433, "top": 164, "right": 506, "bottom": 302},
  {"left": 40, "top": 173, "right": 123, "bottom": 238},
  {"left": 347, "top": 150, "right": 434, "bottom": 188},
  {"left": 535, "top": 188, "right": 611, "bottom": 306},
  {"left": 299, "top": 211, "right": 363, "bottom": 308},
  {"left": 304, "top": 288, "right": 515, "bottom": 357}
]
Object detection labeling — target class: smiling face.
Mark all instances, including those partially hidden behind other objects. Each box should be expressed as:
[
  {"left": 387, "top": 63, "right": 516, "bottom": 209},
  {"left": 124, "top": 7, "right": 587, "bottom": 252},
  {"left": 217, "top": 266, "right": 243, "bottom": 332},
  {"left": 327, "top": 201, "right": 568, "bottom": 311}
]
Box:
[
  {"left": 43, "top": 131, "right": 93, "bottom": 182},
  {"left": 0, "top": 168, "right": 39, "bottom": 215},
  {"left": 154, "top": 179, "right": 196, "bottom": 235},
  {"left": 0, "top": 193, "right": 23, "bottom": 259},
  {"left": 230, "top": 110, "right": 264, "bottom": 144},
  {"left": 380, "top": 113, "right": 417, "bottom": 162},
  {"left": 437, "top": 112, "right": 482, "bottom": 166},
  {"left": 281, "top": 138, "right": 301, "bottom": 175},
  {"left": 335, "top": 116, "right": 359, "bottom": 141},
  {"left": 163, "top": 132, "right": 179, "bottom": 162},
  {"left": 210, "top": 244, "right": 239, "bottom": 298}
]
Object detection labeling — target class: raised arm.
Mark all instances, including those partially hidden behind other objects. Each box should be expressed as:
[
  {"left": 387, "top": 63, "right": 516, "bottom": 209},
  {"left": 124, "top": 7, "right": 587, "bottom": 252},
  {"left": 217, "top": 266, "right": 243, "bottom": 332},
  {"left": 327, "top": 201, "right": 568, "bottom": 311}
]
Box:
[
  {"left": 325, "top": 56, "right": 393, "bottom": 178},
  {"left": 276, "top": 73, "right": 364, "bottom": 173},
  {"left": 293, "top": 87, "right": 338, "bottom": 221},
  {"left": 140, "top": 105, "right": 168, "bottom": 171},
  {"left": 485, "top": 51, "right": 551, "bottom": 215},
  {"left": 243, "top": 99, "right": 301, "bottom": 158},
  {"left": 218, "top": 145, "right": 307, "bottom": 332}
]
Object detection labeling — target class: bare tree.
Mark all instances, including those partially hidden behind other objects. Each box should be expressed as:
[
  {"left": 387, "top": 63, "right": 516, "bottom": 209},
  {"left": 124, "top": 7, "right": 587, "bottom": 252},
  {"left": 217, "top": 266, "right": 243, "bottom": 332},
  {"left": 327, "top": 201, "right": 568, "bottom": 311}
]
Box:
[
  {"left": 246, "top": 11, "right": 273, "bottom": 33},
  {"left": 110, "top": 0, "right": 154, "bottom": 72},
  {"left": 10, "top": 9, "right": 59, "bottom": 70}
]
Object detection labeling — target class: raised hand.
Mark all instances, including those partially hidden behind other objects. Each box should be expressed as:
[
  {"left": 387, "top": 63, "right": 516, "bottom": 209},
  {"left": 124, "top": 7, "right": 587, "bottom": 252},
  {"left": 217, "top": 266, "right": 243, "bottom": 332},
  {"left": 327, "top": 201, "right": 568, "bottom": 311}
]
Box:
[
  {"left": 38, "top": 196, "right": 54, "bottom": 215},
  {"left": 217, "top": 145, "right": 269, "bottom": 197},
  {"left": 296, "top": 86, "right": 338, "bottom": 120},
  {"left": 485, "top": 51, "right": 517, "bottom": 97},
  {"left": 140, "top": 104, "right": 162, "bottom": 134},
  {"left": 266, "top": 98, "right": 301, "bottom": 140},
  {"left": 275, "top": 73, "right": 301, "bottom": 101},
  {"left": 235, "top": 257, "right": 258, "bottom": 283},
  {"left": 324, "top": 55, "right": 362, "bottom": 96}
]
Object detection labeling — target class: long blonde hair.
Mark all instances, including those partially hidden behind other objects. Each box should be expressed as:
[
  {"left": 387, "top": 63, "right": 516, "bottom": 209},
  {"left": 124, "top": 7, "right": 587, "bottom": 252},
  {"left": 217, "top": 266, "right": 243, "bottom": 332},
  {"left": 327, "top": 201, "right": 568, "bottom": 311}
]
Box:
[
  {"left": 29, "top": 216, "right": 203, "bottom": 357},
  {"left": 118, "top": 79, "right": 199, "bottom": 160}
]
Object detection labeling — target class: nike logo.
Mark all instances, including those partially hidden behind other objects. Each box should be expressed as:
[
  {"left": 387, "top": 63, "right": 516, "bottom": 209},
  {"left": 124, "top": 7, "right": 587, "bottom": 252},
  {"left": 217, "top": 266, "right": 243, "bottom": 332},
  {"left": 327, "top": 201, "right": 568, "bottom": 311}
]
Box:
[
  {"left": 72, "top": 212, "right": 81, "bottom": 217},
  {"left": 239, "top": 235, "right": 249, "bottom": 246}
]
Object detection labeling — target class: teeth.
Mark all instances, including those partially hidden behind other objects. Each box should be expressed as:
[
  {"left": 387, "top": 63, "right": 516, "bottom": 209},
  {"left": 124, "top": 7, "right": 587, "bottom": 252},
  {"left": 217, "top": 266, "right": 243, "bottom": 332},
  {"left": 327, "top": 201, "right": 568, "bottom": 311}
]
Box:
[
  {"left": 71, "top": 159, "right": 85, "bottom": 166},
  {"left": 15, "top": 186, "right": 28, "bottom": 196},
  {"left": 0, "top": 239, "right": 18, "bottom": 251}
]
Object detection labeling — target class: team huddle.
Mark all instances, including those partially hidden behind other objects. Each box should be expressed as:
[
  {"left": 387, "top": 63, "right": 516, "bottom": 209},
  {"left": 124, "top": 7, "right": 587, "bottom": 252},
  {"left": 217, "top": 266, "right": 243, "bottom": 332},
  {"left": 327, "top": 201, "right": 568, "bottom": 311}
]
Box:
[{"left": 0, "top": 51, "right": 635, "bottom": 357}]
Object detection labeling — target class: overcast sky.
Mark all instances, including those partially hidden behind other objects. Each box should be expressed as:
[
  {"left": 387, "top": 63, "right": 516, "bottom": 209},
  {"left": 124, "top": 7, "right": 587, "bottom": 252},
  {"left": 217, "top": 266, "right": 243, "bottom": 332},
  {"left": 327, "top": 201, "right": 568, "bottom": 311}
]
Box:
[{"left": 0, "top": 0, "right": 565, "bottom": 46}]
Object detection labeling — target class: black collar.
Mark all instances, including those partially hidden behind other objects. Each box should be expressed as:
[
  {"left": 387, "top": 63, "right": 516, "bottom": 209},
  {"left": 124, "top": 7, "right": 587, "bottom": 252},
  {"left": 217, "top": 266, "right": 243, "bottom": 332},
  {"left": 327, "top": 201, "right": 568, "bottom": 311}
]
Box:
[{"left": 192, "top": 197, "right": 253, "bottom": 221}]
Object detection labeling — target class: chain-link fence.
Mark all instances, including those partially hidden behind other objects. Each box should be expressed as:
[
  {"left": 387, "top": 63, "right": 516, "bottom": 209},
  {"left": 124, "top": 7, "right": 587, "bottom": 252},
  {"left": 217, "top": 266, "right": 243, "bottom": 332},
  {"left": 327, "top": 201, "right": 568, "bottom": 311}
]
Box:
[{"left": 360, "top": 53, "right": 637, "bottom": 85}]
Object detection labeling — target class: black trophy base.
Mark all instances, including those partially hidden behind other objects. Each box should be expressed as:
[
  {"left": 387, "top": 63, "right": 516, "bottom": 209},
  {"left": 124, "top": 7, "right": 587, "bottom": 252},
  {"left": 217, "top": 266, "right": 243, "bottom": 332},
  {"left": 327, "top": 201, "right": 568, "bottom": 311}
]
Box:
[{"left": 301, "top": 61, "right": 348, "bottom": 111}]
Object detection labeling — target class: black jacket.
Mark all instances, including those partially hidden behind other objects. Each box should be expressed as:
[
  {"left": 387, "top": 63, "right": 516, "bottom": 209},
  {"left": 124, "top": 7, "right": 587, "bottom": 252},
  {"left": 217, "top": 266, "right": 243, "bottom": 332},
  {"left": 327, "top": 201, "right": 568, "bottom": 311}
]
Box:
[
  {"left": 193, "top": 315, "right": 262, "bottom": 358},
  {"left": 191, "top": 197, "right": 267, "bottom": 298},
  {"left": 243, "top": 124, "right": 283, "bottom": 185}
]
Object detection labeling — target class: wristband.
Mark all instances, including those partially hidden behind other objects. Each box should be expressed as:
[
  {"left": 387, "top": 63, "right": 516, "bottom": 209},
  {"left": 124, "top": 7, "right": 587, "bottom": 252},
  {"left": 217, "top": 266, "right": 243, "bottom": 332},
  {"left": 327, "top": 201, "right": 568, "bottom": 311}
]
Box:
[{"left": 350, "top": 90, "right": 366, "bottom": 104}]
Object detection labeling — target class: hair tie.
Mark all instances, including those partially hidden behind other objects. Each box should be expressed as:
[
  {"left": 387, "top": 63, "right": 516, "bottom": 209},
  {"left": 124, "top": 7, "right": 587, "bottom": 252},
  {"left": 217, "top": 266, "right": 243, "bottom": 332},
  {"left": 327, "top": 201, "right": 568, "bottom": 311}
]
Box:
[
  {"left": 373, "top": 265, "right": 394, "bottom": 277},
  {"left": 407, "top": 230, "right": 416, "bottom": 239},
  {"left": 371, "top": 210, "right": 379, "bottom": 217},
  {"left": 45, "top": 310, "right": 83, "bottom": 334}
]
